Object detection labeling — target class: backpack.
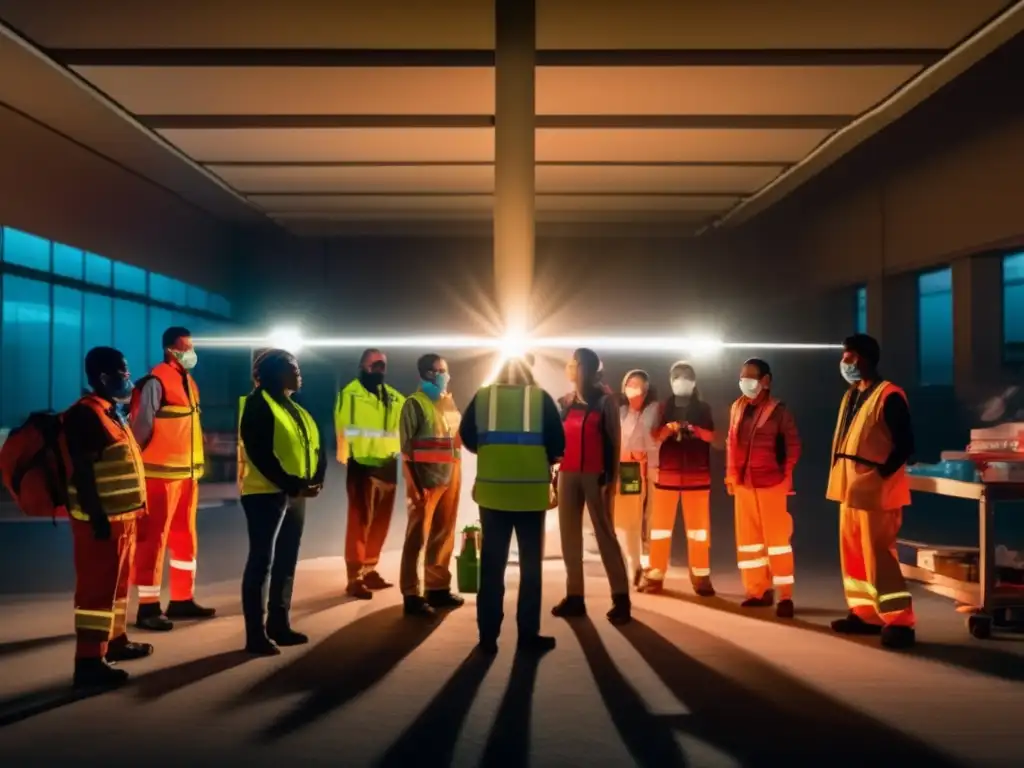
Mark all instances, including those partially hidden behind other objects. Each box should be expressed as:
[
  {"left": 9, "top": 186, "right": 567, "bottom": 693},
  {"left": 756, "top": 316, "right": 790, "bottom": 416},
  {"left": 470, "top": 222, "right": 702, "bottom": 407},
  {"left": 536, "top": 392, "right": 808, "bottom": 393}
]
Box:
[{"left": 0, "top": 411, "right": 71, "bottom": 522}]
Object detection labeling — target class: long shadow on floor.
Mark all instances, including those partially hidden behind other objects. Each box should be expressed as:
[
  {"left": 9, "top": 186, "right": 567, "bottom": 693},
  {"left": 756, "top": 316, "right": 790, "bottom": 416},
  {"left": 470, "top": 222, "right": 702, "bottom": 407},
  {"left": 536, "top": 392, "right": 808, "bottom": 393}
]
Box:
[
  {"left": 610, "top": 611, "right": 965, "bottom": 766},
  {"left": 374, "top": 648, "right": 496, "bottom": 768},
  {"left": 0, "top": 634, "right": 75, "bottom": 659},
  {"left": 133, "top": 650, "right": 255, "bottom": 700},
  {"left": 230, "top": 604, "right": 449, "bottom": 743},
  {"left": 664, "top": 588, "right": 1024, "bottom": 682},
  {"left": 478, "top": 647, "right": 548, "bottom": 768},
  {"left": 0, "top": 683, "right": 107, "bottom": 729}
]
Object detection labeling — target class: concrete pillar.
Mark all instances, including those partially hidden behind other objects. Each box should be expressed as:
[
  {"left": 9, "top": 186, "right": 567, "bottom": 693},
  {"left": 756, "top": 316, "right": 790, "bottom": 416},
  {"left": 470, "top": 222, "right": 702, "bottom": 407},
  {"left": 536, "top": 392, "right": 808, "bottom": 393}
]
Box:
[
  {"left": 493, "top": 0, "right": 535, "bottom": 332},
  {"left": 866, "top": 273, "right": 918, "bottom": 387},
  {"left": 952, "top": 254, "right": 1003, "bottom": 399}
]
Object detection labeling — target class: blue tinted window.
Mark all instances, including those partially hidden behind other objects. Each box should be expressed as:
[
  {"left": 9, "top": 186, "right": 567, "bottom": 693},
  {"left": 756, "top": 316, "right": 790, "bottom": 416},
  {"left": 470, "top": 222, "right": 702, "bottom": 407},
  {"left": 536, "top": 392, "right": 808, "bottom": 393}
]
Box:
[
  {"left": 149, "top": 306, "right": 174, "bottom": 363},
  {"left": 1004, "top": 253, "right": 1024, "bottom": 363},
  {"left": 2, "top": 276, "right": 51, "bottom": 426},
  {"left": 52, "top": 286, "right": 83, "bottom": 410},
  {"left": 113, "top": 299, "right": 148, "bottom": 380},
  {"left": 82, "top": 293, "right": 113, "bottom": 390},
  {"left": 208, "top": 293, "right": 231, "bottom": 318},
  {"left": 53, "top": 243, "right": 84, "bottom": 280},
  {"left": 918, "top": 267, "right": 954, "bottom": 386},
  {"left": 149, "top": 273, "right": 187, "bottom": 306},
  {"left": 186, "top": 284, "right": 208, "bottom": 311},
  {"left": 113, "top": 262, "right": 147, "bottom": 295},
  {"left": 85, "top": 253, "right": 112, "bottom": 287},
  {"left": 1, "top": 227, "right": 50, "bottom": 272},
  {"left": 855, "top": 285, "right": 867, "bottom": 334}
]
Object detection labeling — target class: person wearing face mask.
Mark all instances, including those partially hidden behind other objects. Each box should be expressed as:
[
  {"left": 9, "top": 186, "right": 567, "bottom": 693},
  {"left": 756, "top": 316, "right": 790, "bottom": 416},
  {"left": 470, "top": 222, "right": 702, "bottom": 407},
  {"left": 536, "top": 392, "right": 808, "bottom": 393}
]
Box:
[
  {"left": 335, "top": 349, "right": 406, "bottom": 599},
  {"left": 239, "top": 349, "right": 325, "bottom": 655},
  {"left": 827, "top": 334, "right": 917, "bottom": 649},
  {"left": 553, "top": 348, "right": 632, "bottom": 625},
  {"left": 129, "top": 326, "right": 215, "bottom": 631},
  {"left": 726, "top": 359, "right": 801, "bottom": 617},
  {"left": 645, "top": 361, "right": 716, "bottom": 596},
  {"left": 617, "top": 369, "right": 660, "bottom": 587},
  {"left": 398, "top": 354, "right": 465, "bottom": 616},
  {"left": 63, "top": 347, "right": 153, "bottom": 687}
]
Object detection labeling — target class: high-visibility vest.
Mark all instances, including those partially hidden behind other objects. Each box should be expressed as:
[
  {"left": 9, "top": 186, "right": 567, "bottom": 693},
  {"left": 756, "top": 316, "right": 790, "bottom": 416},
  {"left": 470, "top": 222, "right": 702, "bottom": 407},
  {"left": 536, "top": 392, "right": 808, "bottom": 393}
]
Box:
[
  {"left": 473, "top": 384, "right": 551, "bottom": 512},
  {"left": 237, "top": 395, "right": 247, "bottom": 492},
  {"left": 334, "top": 379, "right": 404, "bottom": 466},
  {"left": 827, "top": 381, "right": 912, "bottom": 511},
  {"left": 406, "top": 390, "right": 460, "bottom": 464},
  {"left": 239, "top": 390, "right": 321, "bottom": 496},
  {"left": 67, "top": 395, "right": 147, "bottom": 521},
  {"left": 130, "top": 361, "right": 205, "bottom": 480}
]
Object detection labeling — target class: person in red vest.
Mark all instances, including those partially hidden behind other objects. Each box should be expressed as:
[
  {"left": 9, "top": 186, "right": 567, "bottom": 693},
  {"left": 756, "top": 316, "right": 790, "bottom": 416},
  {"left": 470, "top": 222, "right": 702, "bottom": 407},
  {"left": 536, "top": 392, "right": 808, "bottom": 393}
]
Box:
[
  {"left": 552, "top": 348, "right": 632, "bottom": 625},
  {"left": 726, "top": 358, "right": 801, "bottom": 618},
  {"left": 643, "top": 361, "right": 716, "bottom": 596},
  {"left": 129, "top": 327, "right": 216, "bottom": 631}
]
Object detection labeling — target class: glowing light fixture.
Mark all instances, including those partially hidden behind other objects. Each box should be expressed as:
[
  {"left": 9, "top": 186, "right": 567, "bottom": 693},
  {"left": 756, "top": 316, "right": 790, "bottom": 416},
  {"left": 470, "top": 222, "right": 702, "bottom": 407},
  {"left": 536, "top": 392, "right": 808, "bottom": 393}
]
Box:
[{"left": 266, "top": 325, "right": 305, "bottom": 354}]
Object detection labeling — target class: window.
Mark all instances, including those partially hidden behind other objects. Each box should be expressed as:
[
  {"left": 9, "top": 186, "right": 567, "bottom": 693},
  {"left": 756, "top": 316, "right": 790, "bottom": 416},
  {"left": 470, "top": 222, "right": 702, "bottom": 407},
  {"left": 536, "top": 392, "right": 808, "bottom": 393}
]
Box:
[
  {"left": 1004, "top": 252, "right": 1024, "bottom": 364},
  {"left": 82, "top": 293, "right": 113, "bottom": 390},
  {"left": 918, "top": 267, "right": 954, "bottom": 386},
  {"left": 209, "top": 293, "right": 232, "bottom": 318},
  {"left": 85, "top": 253, "right": 112, "bottom": 287},
  {"left": 149, "top": 306, "right": 174, "bottom": 363},
  {"left": 53, "top": 244, "right": 85, "bottom": 280},
  {"left": 149, "top": 273, "right": 187, "bottom": 306},
  {"left": 1, "top": 276, "right": 51, "bottom": 426},
  {"left": 855, "top": 285, "right": 867, "bottom": 334},
  {"left": 113, "top": 299, "right": 148, "bottom": 379},
  {"left": 52, "top": 286, "right": 84, "bottom": 410},
  {"left": 186, "top": 284, "right": 208, "bottom": 312},
  {"left": 113, "top": 262, "right": 147, "bottom": 296},
  {"left": 1, "top": 227, "right": 50, "bottom": 272}
]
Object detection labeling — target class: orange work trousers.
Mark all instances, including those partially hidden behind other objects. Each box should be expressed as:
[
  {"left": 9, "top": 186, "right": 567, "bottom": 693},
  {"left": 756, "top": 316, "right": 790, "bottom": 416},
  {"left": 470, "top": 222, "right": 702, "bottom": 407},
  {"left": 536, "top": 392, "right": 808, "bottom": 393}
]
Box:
[
  {"left": 131, "top": 477, "right": 199, "bottom": 604},
  {"left": 733, "top": 484, "right": 795, "bottom": 600},
  {"left": 72, "top": 516, "right": 136, "bottom": 658},
  {"left": 400, "top": 463, "right": 461, "bottom": 596},
  {"left": 839, "top": 504, "right": 915, "bottom": 627},
  {"left": 648, "top": 487, "right": 711, "bottom": 584},
  {"left": 346, "top": 462, "right": 398, "bottom": 582}
]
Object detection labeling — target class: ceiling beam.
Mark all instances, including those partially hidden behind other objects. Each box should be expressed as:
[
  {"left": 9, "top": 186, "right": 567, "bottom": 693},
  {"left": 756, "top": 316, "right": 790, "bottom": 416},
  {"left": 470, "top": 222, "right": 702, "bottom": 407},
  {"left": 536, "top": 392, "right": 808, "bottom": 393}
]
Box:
[
  {"left": 246, "top": 191, "right": 745, "bottom": 198},
  {"left": 202, "top": 160, "right": 791, "bottom": 168},
  {"left": 141, "top": 114, "right": 850, "bottom": 130},
  {"left": 47, "top": 47, "right": 946, "bottom": 68}
]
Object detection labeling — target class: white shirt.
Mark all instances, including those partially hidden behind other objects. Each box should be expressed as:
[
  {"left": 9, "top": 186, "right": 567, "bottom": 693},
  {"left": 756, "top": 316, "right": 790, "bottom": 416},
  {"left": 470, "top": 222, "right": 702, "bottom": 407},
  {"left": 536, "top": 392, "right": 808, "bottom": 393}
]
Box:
[{"left": 619, "top": 402, "right": 660, "bottom": 468}]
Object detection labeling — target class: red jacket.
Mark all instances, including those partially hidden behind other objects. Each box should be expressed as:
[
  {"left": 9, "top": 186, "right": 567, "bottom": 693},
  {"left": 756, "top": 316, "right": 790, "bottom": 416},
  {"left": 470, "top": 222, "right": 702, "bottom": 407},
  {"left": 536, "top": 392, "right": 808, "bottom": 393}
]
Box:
[
  {"left": 655, "top": 397, "right": 714, "bottom": 490},
  {"left": 726, "top": 396, "right": 801, "bottom": 489},
  {"left": 559, "top": 387, "right": 618, "bottom": 480}
]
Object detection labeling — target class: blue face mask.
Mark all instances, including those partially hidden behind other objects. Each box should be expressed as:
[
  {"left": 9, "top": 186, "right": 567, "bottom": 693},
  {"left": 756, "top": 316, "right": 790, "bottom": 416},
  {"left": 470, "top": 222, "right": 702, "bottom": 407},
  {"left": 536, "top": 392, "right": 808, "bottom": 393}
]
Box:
[
  {"left": 104, "top": 375, "right": 134, "bottom": 403},
  {"left": 422, "top": 372, "right": 449, "bottom": 401},
  {"left": 840, "top": 362, "right": 862, "bottom": 384}
]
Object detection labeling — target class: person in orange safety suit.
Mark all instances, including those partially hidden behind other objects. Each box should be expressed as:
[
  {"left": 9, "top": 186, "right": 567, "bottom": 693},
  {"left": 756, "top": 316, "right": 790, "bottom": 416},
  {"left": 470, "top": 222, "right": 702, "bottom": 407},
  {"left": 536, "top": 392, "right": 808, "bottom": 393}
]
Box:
[
  {"left": 129, "top": 326, "right": 216, "bottom": 631},
  {"left": 726, "top": 358, "right": 801, "bottom": 618},
  {"left": 66, "top": 347, "right": 154, "bottom": 687},
  {"left": 827, "top": 334, "right": 917, "bottom": 649}
]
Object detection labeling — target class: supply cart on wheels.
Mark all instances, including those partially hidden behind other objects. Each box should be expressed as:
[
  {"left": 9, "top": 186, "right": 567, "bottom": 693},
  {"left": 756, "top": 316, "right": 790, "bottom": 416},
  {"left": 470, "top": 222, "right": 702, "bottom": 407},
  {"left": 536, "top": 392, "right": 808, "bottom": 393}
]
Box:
[{"left": 900, "top": 473, "right": 1024, "bottom": 639}]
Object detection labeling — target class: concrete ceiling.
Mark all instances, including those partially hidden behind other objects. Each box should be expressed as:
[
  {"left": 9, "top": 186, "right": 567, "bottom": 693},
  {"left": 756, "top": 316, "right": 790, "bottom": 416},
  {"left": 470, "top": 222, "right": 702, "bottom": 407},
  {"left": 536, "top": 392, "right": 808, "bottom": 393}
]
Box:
[{"left": 0, "top": 0, "right": 1019, "bottom": 238}]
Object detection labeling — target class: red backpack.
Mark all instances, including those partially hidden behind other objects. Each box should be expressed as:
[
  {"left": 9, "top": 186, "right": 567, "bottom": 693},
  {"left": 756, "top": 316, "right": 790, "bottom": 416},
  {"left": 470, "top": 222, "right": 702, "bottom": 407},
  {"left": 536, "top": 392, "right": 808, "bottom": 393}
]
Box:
[{"left": 0, "top": 411, "right": 71, "bottom": 522}]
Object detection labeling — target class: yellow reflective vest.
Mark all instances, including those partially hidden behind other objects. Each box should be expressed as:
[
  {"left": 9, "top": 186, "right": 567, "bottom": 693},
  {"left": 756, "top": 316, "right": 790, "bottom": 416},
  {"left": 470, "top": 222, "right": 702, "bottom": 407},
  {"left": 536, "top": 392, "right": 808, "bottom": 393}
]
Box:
[
  {"left": 334, "top": 379, "right": 404, "bottom": 466},
  {"left": 239, "top": 390, "right": 321, "bottom": 496}
]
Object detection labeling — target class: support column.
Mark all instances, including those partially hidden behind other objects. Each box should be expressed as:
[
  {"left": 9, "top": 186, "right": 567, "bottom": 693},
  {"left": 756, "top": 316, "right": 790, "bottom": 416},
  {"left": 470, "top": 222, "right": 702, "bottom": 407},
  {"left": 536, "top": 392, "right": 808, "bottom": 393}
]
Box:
[
  {"left": 493, "top": 0, "right": 535, "bottom": 332},
  {"left": 952, "top": 255, "right": 1003, "bottom": 400},
  {"left": 866, "top": 273, "right": 919, "bottom": 387}
]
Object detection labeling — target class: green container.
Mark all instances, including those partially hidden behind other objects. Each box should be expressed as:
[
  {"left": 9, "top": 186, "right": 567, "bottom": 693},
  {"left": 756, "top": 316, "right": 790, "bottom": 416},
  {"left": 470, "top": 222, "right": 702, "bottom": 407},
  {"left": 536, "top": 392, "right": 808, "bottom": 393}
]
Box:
[
  {"left": 456, "top": 528, "right": 481, "bottom": 594},
  {"left": 619, "top": 461, "right": 642, "bottom": 495}
]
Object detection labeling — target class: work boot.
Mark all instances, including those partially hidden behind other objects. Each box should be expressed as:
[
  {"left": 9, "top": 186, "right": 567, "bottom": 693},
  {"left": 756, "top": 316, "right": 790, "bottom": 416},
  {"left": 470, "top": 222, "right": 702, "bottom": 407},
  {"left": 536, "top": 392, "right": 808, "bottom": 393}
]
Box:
[
  {"left": 346, "top": 580, "right": 373, "bottom": 600},
  {"left": 105, "top": 635, "right": 154, "bottom": 663},
  {"left": 135, "top": 603, "right": 173, "bottom": 632},
  {"left": 245, "top": 632, "right": 281, "bottom": 657},
  {"left": 880, "top": 625, "right": 916, "bottom": 649},
  {"left": 692, "top": 578, "right": 716, "bottom": 598},
  {"left": 831, "top": 612, "right": 883, "bottom": 635},
  {"left": 741, "top": 590, "right": 774, "bottom": 608},
  {"left": 267, "top": 626, "right": 309, "bottom": 647},
  {"left": 638, "top": 577, "right": 664, "bottom": 594},
  {"left": 165, "top": 599, "right": 216, "bottom": 620},
  {"left": 775, "top": 599, "right": 795, "bottom": 619},
  {"left": 73, "top": 657, "right": 129, "bottom": 689},
  {"left": 404, "top": 595, "right": 436, "bottom": 617},
  {"left": 633, "top": 568, "right": 644, "bottom": 589},
  {"left": 477, "top": 637, "right": 499, "bottom": 655},
  {"left": 426, "top": 589, "right": 465, "bottom": 609},
  {"left": 607, "top": 594, "right": 632, "bottom": 625},
  {"left": 362, "top": 571, "right": 393, "bottom": 590},
  {"left": 551, "top": 596, "right": 587, "bottom": 618},
  {"left": 517, "top": 635, "right": 556, "bottom": 654}
]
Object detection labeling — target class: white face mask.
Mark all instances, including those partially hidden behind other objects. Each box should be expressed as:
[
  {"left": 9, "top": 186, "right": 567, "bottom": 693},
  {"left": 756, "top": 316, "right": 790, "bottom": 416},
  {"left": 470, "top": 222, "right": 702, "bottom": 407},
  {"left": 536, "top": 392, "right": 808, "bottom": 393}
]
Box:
[
  {"left": 175, "top": 349, "right": 198, "bottom": 370},
  {"left": 739, "top": 378, "right": 762, "bottom": 399},
  {"left": 624, "top": 386, "right": 644, "bottom": 399},
  {"left": 670, "top": 378, "right": 695, "bottom": 397}
]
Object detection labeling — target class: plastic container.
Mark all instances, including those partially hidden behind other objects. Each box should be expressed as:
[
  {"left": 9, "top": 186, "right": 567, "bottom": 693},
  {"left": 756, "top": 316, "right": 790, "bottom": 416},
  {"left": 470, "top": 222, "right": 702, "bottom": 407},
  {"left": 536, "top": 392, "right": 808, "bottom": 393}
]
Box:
[{"left": 456, "top": 526, "right": 481, "bottom": 594}]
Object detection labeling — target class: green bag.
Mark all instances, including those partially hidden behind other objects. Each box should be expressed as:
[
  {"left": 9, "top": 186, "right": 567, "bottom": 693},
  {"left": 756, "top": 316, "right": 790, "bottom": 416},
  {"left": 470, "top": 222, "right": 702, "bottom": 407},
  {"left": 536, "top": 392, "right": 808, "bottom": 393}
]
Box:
[{"left": 619, "top": 461, "right": 642, "bottom": 495}]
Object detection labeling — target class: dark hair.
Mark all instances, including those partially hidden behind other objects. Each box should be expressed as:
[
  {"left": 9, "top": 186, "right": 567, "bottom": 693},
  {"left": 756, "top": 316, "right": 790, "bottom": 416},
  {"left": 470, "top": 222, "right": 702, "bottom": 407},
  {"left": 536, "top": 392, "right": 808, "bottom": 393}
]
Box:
[
  {"left": 85, "top": 346, "right": 125, "bottom": 386},
  {"left": 743, "top": 358, "right": 772, "bottom": 379},
  {"left": 573, "top": 348, "right": 601, "bottom": 381},
  {"left": 417, "top": 353, "right": 443, "bottom": 379},
  {"left": 256, "top": 349, "right": 297, "bottom": 392},
  {"left": 843, "top": 334, "right": 881, "bottom": 369},
  {"left": 162, "top": 326, "right": 191, "bottom": 350},
  {"left": 497, "top": 358, "right": 535, "bottom": 386},
  {"left": 359, "top": 348, "right": 384, "bottom": 367}
]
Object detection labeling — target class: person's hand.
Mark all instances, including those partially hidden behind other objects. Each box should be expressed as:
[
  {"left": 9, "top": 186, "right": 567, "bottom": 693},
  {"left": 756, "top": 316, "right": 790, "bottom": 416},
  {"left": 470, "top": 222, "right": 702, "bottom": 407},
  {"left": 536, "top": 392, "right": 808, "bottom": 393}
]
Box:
[
  {"left": 679, "top": 421, "right": 694, "bottom": 434},
  {"left": 91, "top": 514, "right": 111, "bottom": 541},
  {"left": 725, "top": 479, "right": 735, "bottom": 497},
  {"left": 336, "top": 445, "right": 346, "bottom": 464},
  {"left": 301, "top": 483, "right": 323, "bottom": 498},
  {"left": 666, "top": 422, "right": 682, "bottom": 434}
]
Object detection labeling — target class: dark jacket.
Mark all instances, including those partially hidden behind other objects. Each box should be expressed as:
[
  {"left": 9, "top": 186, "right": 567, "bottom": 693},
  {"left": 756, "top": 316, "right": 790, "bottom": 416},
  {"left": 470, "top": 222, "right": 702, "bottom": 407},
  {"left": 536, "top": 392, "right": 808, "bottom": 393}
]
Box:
[{"left": 240, "top": 387, "right": 327, "bottom": 496}]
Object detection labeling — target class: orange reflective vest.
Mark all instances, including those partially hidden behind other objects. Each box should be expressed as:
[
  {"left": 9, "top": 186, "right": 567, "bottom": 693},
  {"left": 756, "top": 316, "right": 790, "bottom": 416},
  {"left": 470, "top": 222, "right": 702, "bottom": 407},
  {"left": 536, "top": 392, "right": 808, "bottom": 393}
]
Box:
[
  {"left": 406, "top": 391, "right": 459, "bottom": 464},
  {"left": 67, "top": 395, "right": 147, "bottom": 522},
  {"left": 827, "top": 381, "right": 911, "bottom": 511},
  {"left": 132, "top": 362, "right": 205, "bottom": 480}
]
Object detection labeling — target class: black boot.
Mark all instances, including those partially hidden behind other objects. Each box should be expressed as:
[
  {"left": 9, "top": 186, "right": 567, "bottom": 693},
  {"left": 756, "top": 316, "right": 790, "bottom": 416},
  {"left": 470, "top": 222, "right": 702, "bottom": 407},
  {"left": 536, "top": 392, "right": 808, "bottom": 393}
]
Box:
[
  {"left": 73, "top": 657, "right": 129, "bottom": 688},
  {"left": 426, "top": 589, "right": 465, "bottom": 609},
  {"left": 517, "top": 635, "right": 556, "bottom": 654},
  {"left": 607, "top": 594, "right": 632, "bottom": 625},
  {"left": 135, "top": 602, "right": 173, "bottom": 632},
  {"left": 165, "top": 599, "right": 216, "bottom": 620},
  {"left": 267, "top": 617, "right": 309, "bottom": 647},
  {"left": 692, "top": 578, "right": 716, "bottom": 598},
  {"left": 880, "top": 625, "right": 916, "bottom": 649},
  {"left": 831, "top": 612, "right": 883, "bottom": 635},
  {"left": 776, "top": 599, "right": 795, "bottom": 619},
  {"left": 105, "top": 634, "right": 154, "bottom": 663},
  {"left": 741, "top": 589, "right": 775, "bottom": 608},
  {"left": 477, "top": 637, "right": 499, "bottom": 655},
  {"left": 551, "top": 596, "right": 587, "bottom": 618},
  {"left": 245, "top": 631, "right": 281, "bottom": 656},
  {"left": 404, "top": 595, "right": 436, "bottom": 617}
]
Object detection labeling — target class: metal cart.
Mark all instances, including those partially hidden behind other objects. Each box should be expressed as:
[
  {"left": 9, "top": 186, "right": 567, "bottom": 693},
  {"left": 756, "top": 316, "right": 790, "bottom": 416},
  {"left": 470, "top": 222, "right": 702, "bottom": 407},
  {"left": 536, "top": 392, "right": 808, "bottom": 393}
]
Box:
[{"left": 900, "top": 475, "right": 1024, "bottom": 639}]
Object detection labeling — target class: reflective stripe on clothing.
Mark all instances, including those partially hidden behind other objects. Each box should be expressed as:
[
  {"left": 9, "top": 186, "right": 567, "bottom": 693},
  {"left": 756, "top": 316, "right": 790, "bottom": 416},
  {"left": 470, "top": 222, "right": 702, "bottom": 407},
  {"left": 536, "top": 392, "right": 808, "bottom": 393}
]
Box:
[
  {"left": 335, "top": 380, "right": 404, "bottom": 464},
  {"left": 132, "top": 363, "right": 205, "bottom": 480},
  {"left": 170, "top": 558, "right": 196, "bottom": 571},
  {"left": 74, "top": 608, "right": 115, "bottom": 634}
]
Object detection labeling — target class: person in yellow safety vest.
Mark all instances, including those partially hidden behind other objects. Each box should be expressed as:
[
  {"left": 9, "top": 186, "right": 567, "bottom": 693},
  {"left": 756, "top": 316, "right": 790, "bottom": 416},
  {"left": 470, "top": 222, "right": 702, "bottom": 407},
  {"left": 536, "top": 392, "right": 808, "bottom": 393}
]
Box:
[
  {"left": 239, "top": 349, "right": 325, "bottom": 655},
  {"left": 827, "top": 334, "right": 917, "bottom": 649},
  {"left": 129, "top": 326, "right": 215, "bottom": 631},
  {"left": 335, "top": 349, "right": 406, "bottom": 599},
  {"left": 459, "top": 356, "right": 566, "bottom": 655},
  {"left": 398, "top": 354, "right": 465, "bottom": 616}
]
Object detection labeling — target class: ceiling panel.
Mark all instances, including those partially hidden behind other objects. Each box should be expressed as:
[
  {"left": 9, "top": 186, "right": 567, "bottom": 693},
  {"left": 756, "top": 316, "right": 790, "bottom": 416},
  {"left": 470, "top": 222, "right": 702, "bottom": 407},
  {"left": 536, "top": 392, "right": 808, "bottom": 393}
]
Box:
[
  {"left": 272, "top": 209, "right": 718, "bottom": 224},
  {"left": 536, "top": 164, "right": 783, "bottom": 193}
]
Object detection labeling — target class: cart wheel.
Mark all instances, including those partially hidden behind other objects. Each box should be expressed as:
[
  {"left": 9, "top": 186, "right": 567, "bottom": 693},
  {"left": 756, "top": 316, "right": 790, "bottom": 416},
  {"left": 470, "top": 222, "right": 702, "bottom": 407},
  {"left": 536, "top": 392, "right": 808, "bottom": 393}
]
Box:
[{"left": 968, "top": 614, "right": 993, "bottom": 639}]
